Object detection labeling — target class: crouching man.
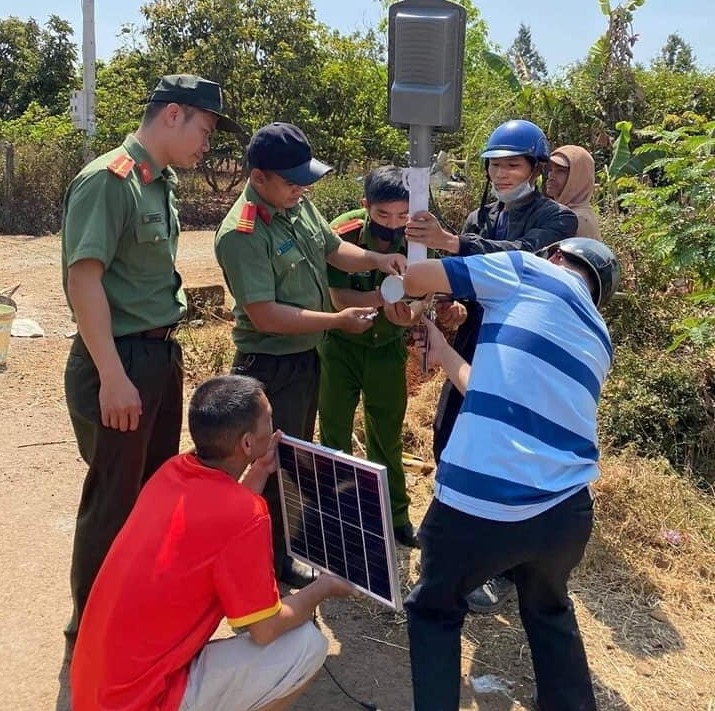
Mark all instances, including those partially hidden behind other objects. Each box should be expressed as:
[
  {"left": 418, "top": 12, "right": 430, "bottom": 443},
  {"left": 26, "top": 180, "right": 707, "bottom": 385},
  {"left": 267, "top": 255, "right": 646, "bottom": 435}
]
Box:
[{"left": 71, "top": 374, "right": 355, "bottom": 711}]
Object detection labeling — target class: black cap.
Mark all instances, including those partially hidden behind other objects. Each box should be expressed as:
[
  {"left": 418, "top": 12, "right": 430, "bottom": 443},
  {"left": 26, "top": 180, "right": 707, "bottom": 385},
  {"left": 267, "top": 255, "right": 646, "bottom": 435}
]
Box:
[
  {"left": 246, "top": 122, "right": 332, "bottom": 186},
  {"left": 147, "top": 74, "right": 240, "bottom": 134}
]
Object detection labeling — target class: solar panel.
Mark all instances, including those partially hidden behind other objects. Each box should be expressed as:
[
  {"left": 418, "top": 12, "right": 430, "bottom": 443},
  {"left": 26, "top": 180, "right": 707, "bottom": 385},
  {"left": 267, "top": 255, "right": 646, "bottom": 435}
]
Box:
[{"left": 276, "top": 435, "right": 403, "bottom": 611}]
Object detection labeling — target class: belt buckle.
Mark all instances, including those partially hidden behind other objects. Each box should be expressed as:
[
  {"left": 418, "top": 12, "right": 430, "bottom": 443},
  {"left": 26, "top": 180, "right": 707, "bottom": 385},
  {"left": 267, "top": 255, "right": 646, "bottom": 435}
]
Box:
[{"left": 164, "top": 325, "right": 178, "bottom": 341}]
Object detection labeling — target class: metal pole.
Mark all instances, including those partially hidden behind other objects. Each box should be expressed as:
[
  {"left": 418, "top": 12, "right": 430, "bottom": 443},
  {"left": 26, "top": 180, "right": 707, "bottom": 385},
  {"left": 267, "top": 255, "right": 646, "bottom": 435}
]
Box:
[
  {"left": 408, "top": 124, "right": 433, "bottom": 169},
  {"left": 82, "top": 0, "right": 96, "bottom": 160}
]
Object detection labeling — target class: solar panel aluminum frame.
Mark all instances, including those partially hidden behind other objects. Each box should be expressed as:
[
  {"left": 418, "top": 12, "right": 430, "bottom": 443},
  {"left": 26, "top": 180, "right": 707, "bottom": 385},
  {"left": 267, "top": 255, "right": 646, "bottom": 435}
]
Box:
[{"left": 276, "top": 435, "right": 403, "bottom": 611}]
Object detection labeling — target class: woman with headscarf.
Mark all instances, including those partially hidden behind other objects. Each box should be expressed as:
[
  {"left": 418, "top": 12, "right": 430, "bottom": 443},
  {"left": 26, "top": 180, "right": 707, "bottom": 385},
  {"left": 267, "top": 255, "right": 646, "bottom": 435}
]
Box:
[{"left": 545, "top": 145, "right": 601, "bottom": 240}]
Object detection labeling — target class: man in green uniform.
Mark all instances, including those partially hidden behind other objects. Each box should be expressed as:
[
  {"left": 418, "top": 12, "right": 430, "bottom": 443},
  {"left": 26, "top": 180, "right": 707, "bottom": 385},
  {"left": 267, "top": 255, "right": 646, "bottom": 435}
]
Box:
[
  {"left": 318, "top": 165, "right": 425, "bottom": 548},
  {"left": 61, "top": 74, "right": 240, "bottom": 652},
  {"left": 215, "top": 123, "right": 406, "bottom": 587}
]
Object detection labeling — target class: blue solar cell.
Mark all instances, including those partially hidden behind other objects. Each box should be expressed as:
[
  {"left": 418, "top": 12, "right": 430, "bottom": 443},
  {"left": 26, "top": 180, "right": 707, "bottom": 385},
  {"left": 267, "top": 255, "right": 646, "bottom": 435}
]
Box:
[
  {"left": 365, "top": 532, "right": 391, "bottom": 600},
  {"left": 277, "top": 436, "right": 402, "bottom": 610},
  {"left": 334, "top": 461, "right": 361, "bottom": 528},
  {"left": 322, "top": 514, "right": 348, "bottom": 579},
  {"left": 341, "top": 522, "right": 369, "bottom": 589},
  {"left": 356, "top": 469, "right": 384, "bottom": 536},
  {"left": 278, "top": 444, "right": 296, "bottom": 471},
  {"left": 315, "top": 454, "right": 340, "bottom": 518}
]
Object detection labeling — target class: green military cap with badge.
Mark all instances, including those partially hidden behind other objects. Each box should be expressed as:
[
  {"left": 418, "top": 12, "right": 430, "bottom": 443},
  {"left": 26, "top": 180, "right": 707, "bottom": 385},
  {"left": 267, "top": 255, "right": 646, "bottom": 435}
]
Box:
[{"left": 147, "top": 74, "right": 240, "bottom": 134}]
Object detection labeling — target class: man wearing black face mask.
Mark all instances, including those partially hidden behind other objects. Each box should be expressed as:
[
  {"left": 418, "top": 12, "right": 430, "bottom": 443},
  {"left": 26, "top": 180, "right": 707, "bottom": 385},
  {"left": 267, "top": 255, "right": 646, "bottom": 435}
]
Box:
[{"left": 318, "top": 165, "right": 425, "bottom": 547}]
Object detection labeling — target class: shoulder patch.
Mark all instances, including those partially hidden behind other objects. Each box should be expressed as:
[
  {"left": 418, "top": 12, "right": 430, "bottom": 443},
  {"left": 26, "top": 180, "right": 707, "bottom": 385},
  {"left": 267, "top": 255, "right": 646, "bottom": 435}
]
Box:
[
  {"left": 106, "top": 154, "right": 136, "bottom": 179},
  {"left": 137, "top": 161, "right": 154, "bottom": 185},
  {"left": 237, "top": 202, "right": 257, "bottom": 234},
  {"left": 334, "top": 217, "right": 365, "bottom": 236},
  {"left": 256, "top": 203, "right": 272, "bottom": 225}
]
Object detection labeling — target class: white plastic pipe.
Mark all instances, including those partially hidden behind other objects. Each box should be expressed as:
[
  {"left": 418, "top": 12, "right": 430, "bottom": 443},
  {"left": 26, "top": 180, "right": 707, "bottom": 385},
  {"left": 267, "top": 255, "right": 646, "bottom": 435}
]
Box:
[{"left": 402, "top": 166, "right": 430, "bottom": 264}]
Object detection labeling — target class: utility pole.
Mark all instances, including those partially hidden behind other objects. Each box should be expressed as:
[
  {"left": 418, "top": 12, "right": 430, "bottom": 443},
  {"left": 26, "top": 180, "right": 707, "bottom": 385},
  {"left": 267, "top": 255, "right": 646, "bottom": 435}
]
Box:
[{"left": 70, "top": 0, "right": 97, "bottom": 162}]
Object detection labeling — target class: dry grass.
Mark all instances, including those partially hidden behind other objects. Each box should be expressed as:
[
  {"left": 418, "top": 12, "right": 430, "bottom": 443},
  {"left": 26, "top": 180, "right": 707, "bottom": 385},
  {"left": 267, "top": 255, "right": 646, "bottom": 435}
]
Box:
[
  {"left": 177, "top": 320, "right": 234, "bottom": 386},
  {"left": 403, "top": 371, "right": 715, "bottom": 710},
  {"left": 586, "top": 450, "right": 715, "bottom": 612}
]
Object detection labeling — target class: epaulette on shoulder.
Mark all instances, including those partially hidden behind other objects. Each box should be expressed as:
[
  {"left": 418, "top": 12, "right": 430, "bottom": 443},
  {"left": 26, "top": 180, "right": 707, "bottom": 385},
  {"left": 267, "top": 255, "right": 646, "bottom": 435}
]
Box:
[
  {"left": 333, "top": 217, "right": 364, "bottom": 236},
  {"left": 237, "top": 201, "right": 257, "bottom": 234},
  {"left": 106, "top": 154, "right": 136, "bottom": 180}
]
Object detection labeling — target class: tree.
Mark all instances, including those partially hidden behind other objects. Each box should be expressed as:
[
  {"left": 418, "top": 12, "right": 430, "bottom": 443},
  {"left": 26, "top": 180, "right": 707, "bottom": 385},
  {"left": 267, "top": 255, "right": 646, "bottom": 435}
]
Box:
[
  {"left": 32, "top": 16, "right": 78, "bottom": 115},
  {"left": 140, "top": 0, "right": 323, "bottom": 148},
  {"left": 305, "top": 28, "right": 405, "bottom": 172},
  {"left": 90, "top": 52, "right": 158, "bottom": 154},
  {"left": 618, "top": 116, "right": 715, "bottom": 349},
  {"left": 654, "top": 33, "right": 696, "bottom": 73},
  {"left": 588, "top": 0, "right": 644, "bottom": 133},
  {"left": 635, "top": 65, "right": 715, "bottom": 126},
  {"left": 0, "top": 17, "right": 41, "bottom": 120},
  {"left": 507, "top": 23, "right": 547, "bottom": 83},
  {"left": 0, "top": 16, "right": 76, "bottom": 120},
  {"left": 137, "top": 0, "right": 335, "bottom": 191}
]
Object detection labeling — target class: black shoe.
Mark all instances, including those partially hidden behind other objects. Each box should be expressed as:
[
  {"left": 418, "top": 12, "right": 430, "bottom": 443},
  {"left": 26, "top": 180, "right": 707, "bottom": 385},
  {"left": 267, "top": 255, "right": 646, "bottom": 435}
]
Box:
[
  {"left": 466, "top": 575, "right": 516, "bottom": 613},
  {"left": 278, "top": 557, "right": 316, "bottom": 589},
  {"left": 393, "top": 522, "right": 420, "bottom": 548}
]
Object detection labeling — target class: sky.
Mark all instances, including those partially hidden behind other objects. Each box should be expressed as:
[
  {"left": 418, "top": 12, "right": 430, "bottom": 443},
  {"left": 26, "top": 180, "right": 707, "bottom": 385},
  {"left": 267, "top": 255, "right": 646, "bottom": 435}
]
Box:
[{"left": 4, "top": 0, "right": 715, "bottom": 72}]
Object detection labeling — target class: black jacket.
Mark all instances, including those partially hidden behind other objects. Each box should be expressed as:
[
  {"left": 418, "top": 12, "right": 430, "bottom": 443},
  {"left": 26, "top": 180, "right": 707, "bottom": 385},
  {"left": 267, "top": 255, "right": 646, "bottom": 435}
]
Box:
[{"left": 452, "top": 190, "right": 578, "bottom": 361}]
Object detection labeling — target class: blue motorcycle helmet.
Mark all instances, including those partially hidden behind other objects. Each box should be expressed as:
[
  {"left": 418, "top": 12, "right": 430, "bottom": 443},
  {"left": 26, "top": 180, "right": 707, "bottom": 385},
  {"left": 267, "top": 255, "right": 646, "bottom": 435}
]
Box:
[
  {"left": 481, "top": 119, "right": 551, "bottom": 165},
  {"left": 476, "top": 119, "right": 551, "bottom": 211}
]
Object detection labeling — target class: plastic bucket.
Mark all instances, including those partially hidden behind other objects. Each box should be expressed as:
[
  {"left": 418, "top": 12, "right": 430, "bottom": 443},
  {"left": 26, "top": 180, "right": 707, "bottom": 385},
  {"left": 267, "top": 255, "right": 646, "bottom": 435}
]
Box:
[{"left": 0, "top": 302, "right": 17, "bottom": 366}]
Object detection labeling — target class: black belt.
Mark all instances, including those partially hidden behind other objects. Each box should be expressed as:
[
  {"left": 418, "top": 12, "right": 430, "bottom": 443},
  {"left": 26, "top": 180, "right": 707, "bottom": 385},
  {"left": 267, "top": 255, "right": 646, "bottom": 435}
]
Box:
[{"left": 117, "top": 325, "right": 178, "bottom": 341}]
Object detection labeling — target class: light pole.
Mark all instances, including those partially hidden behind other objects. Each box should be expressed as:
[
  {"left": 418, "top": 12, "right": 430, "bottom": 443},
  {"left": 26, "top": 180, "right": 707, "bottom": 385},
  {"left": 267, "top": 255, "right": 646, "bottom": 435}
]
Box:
[
  {"left": 381, "top": 0, "right": 466, "bottom": 303},
  {"left": 70, "top": 0, "right": 97, "bottom": 161}
]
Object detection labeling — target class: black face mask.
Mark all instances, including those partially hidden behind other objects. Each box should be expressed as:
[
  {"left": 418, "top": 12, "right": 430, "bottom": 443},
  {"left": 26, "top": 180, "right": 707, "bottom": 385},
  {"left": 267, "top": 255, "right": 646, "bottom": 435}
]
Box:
[{"left": 369, "top": 220, "right": 406, "bottom": 246}]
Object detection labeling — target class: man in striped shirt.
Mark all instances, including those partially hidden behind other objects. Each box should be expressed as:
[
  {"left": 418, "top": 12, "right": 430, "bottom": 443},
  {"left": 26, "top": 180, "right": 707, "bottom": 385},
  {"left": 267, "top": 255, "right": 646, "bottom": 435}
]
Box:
[{"left": 401, "top": 239, "right": 620, "bottom": 711}]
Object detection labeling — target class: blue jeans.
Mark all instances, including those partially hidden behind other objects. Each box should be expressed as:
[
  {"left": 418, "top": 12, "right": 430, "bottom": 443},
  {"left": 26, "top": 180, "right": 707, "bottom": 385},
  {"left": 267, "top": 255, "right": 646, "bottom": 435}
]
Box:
[{"left": 405, "top": 488, "right": 597, "bottom": 711}]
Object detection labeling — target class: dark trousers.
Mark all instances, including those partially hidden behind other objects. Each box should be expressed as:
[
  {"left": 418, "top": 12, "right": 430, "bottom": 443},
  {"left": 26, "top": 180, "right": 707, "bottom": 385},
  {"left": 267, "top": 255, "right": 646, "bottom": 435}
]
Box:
[
  {"left": 405, "top": 488, "right": 597, "bottom": 711},
  {"left": 232, "top": 349, "right": 320, "bottom": 573},
  {"left": 432, "top": 379, "right": 464, "bottom": 463},
  {"left": 433, "top": 302, "right": 481, "bottom": 463},
  {"left": 64, "top": 335, "right": 183, "bottom": 641}
]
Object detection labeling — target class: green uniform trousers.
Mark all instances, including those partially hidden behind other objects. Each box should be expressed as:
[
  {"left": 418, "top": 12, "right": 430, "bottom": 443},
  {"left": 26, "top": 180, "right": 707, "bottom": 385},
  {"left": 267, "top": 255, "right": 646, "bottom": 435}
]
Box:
[
  {"left": 64, "top": 334, "right": 183, "bottom": 642},
  {"left": 318, "top": 335, "right": 410, "bottom": 527}
]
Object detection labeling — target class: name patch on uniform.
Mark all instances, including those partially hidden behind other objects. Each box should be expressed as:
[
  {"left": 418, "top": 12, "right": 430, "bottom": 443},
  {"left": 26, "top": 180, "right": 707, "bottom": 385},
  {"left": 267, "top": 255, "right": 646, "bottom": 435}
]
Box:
[
  {"left": 276, "top": 239, "right": 295, "bottom": 256},
  {"left": 142, "top": 213, "right": 164, "bottom": 224}
]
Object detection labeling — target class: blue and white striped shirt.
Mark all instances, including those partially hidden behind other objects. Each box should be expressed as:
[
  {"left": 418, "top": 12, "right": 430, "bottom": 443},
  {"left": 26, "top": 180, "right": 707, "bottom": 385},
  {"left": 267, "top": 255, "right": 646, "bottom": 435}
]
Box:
[{"left": 436, "top": 251, "right": 612, "bottom": 522}]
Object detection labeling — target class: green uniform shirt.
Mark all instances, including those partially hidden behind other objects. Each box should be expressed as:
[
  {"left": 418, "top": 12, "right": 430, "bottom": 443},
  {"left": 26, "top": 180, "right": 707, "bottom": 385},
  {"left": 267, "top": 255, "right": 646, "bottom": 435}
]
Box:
[
  {"left": 215, "top": 182, "right": 342, "bottom": 355},
  {"left": 61, "top": 134, "right": 186, "bottom": 337},
  {"left": 327, "top": 208, "right": 407, "bottom": 348}
]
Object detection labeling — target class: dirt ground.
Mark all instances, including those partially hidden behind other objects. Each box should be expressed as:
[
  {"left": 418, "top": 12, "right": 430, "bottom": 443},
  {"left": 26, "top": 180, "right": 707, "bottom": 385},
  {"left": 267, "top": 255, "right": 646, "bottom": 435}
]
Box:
[{"left": 1, "top": 232, "right": 714, "bottom": 711}]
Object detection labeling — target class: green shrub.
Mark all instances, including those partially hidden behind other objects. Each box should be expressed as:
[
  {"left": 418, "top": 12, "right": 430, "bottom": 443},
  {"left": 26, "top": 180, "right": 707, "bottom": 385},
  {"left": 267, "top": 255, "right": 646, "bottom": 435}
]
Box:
[
  {"left": 600, "top": 346, "right": 715, "bottom": 484},
  {"left": 429, "top": 182, "right": 482, "bottom": 234},
  {"left": 174, "top": 169, "right": 238, "bottom": 231},
  {"left": 305, "top": 174, "right": 364, "bottom": 220},
  {"left": 0, "top": 137, "right": 84, "bottom": 234},
  {"left": 0, "top": 106, "right": 84, "bottom": 234}
]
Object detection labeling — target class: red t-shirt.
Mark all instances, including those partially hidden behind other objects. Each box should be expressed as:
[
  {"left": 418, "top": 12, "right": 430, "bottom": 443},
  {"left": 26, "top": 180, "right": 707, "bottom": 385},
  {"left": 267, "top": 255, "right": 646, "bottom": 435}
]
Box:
[{"left": 71, "top": 453, "right": 280, "bottom": 711}]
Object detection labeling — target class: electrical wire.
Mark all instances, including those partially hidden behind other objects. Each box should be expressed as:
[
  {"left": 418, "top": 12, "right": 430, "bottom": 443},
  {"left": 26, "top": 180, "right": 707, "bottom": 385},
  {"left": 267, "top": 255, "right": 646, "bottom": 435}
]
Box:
[
  {"left": 322, "top": 660, "right": 380, "bottom": 711},
  {"left": 313, "top": 611, "right": 380, "bottom": 710}
]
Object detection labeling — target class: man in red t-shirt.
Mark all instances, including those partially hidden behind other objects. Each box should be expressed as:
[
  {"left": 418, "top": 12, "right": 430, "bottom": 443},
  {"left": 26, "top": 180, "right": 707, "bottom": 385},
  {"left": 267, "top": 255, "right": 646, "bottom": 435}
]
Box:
[{"left": 71, "top": 374, "right": 355, "bottom": 711}]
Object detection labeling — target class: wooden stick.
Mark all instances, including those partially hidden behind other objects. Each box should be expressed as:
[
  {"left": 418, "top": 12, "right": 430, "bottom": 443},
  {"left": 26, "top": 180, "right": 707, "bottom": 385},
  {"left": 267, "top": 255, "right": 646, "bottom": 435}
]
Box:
[{"left": 18, "top": 439, "right": 72, "bottom": 449}]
